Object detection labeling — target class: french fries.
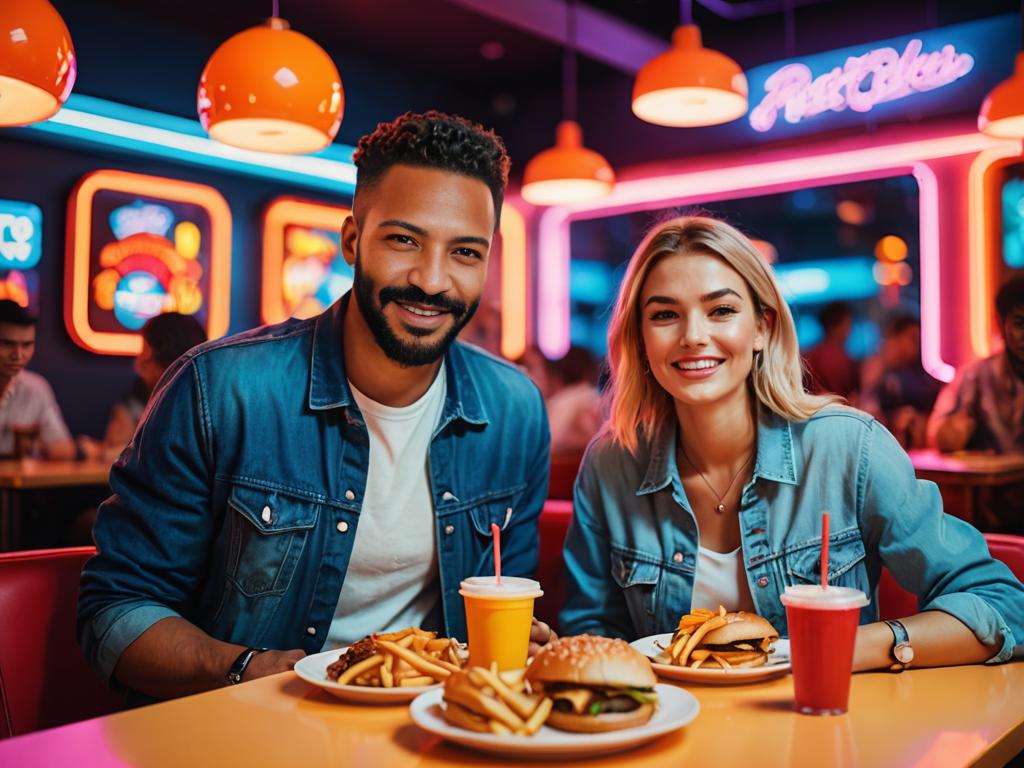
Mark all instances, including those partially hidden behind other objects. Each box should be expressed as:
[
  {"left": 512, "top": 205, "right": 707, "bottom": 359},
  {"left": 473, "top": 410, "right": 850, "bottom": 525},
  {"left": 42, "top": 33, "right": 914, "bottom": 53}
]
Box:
[
  {"left": 442, "top": 664, "right": 553, "bottom": 737},
  {"left": 326, "top": 627, "right": 466, "bottom": 688},
  {"left": 654, "top": 606, "right": 778, "bottom": 670}
]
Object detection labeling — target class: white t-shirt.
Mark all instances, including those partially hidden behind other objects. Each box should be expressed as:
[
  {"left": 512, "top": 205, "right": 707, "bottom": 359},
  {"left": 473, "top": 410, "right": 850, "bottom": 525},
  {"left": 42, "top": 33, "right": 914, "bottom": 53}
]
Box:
[
  {"left": 691, "top": 546, "right": 756, "bottom": 613},
  {"left": 0, "top": 370, "right": 71, "bottom": 456},
  {"left": 324, "top": 369, "right": 446, "bottom": 649}
]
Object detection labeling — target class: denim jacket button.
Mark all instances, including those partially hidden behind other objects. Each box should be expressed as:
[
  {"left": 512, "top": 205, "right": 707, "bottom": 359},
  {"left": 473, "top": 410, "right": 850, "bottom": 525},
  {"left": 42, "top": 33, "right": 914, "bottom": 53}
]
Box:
[
  {"left": 260, "top": 505, "right": 272, "bottom": 524},
  {"left": 444, "top": 524, "right": 455, "bottom": 535},
  {"left": 344, "top": 490, "right": 355, "bottom": 501},
  {"left": 672, "top": 552, "right": 683, "bottom": 563},
  {"left": 336, "top": 521, "right": 349, "bottom": 533},
  {"left": 306, "top": 626, "right": 316, "bottom": 636},
  {"left": 442, "top": 491, "right": 456, "bottom": 502},
  {"left": 757, "top": 576, "right": 770, "bottom": 587}
]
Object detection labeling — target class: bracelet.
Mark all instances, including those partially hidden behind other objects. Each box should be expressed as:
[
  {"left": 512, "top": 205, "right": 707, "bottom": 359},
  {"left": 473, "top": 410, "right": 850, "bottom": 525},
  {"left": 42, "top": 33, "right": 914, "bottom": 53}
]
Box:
[{"left": 226, "top": 647, "right": 267, "bottom": 685}]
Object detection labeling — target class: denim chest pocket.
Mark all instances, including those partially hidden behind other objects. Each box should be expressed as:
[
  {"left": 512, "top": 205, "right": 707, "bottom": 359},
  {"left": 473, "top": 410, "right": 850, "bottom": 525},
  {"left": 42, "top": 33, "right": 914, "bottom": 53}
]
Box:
[
  {"left": 226, "top": 483, "right": 320, "bottom": 597},
  {"left": 785, "top": 532, "right": 867, "bottom": 589},
  {"left": 610, "top": 548, "right": 661, "bottom": 620},
  {"left": 466, "top": 484, "right": 526, "bottom": 536}
]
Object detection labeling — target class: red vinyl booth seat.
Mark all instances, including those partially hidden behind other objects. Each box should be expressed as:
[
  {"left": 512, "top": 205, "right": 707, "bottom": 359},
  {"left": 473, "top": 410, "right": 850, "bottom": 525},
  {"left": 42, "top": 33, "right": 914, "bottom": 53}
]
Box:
[
  {"left": 535, "top": 500, "right": 573, "bottom": 630},
  {"left": 878, "top": 533, "right": 1024, "bottom": 621},
  {"left": 0, "top": 547, "right": 122, "bottom": 738}
]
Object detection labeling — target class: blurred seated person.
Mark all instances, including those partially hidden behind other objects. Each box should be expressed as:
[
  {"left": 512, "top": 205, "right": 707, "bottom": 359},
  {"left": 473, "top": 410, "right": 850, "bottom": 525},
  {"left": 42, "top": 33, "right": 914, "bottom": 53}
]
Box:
[
  {"left": 861, "top": 315, "right": 941, "bottom": 449},
  {"left": 81, "top": 313, "right": 207, "bottom": 461},
  {"left": 547, "top": 345, "right": 602, "bottom": 456},
  {"left": 0, "top": 300, "right": 75, "bottom": 460},
  {"left": 803, "top": 300, "right": 859, "bottom": 400},
  {"left": 928, "top": 273, "right": 1024, "bottom": 455},
  {"left": 513, "top": 345, "right": 556, "bottom": 400}
]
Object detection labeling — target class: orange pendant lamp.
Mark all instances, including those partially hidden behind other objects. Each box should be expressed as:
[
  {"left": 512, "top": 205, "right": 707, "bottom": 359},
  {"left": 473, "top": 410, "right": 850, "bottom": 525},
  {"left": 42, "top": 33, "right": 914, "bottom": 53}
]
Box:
[
  {"left": 0, "top": 0, "right": 76, "bottom": 126},
  {"left": 978, "top": 6, "right": 1024, "bottom": 138},
  {"left": 632, "top": 1, "right": 747, "bottom": 128},
  {"left": 198, "top": 6, "right": 342, "bottom": 154},
  {"left": 521, "top": 1, "right": 614, "bottom": 206}
]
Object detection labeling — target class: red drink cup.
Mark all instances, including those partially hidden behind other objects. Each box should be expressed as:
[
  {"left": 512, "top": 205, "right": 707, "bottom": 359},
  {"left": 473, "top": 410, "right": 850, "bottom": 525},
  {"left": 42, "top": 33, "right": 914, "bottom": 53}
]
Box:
[{"left": 780, "top": 585, "right": 868, "bottom": 716}]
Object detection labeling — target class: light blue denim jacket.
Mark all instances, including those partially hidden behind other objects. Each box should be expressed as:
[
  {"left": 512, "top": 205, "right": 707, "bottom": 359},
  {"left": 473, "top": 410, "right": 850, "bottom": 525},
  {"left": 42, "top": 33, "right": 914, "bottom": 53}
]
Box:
[
  {"left": 78, "top": 295, "right": 550, "bottom": 687},
  {"left": 561, "top": 406, "right": 1023, "bottom": 662}
]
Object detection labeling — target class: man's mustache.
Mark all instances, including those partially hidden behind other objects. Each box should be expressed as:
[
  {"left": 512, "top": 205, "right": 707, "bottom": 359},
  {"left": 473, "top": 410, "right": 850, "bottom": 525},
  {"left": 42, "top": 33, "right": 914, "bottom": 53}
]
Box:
[{"left": 378, "top": 286, "right": 467, "bottom": 316}]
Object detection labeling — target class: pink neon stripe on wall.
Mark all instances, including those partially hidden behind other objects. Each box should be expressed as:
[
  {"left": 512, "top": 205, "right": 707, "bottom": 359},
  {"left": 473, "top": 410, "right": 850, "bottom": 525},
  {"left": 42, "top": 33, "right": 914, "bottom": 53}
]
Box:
[{"left": 536, "top": 130, "right": 1016, "bottom": 382}]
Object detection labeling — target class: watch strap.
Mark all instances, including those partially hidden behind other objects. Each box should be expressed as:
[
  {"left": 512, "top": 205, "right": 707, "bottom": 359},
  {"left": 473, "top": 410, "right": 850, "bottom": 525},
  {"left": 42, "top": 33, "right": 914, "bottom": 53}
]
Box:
[
  {"left": 226, "top": 647, "right": 267, "bottom": 685},
  {"left": 883, "top": 619, "right": 911, "bottom": 671}
]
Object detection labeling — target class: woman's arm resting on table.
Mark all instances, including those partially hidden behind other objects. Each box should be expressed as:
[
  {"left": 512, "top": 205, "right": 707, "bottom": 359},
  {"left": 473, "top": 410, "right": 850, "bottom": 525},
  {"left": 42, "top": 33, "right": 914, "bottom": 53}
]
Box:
[{"left": 853, "top": 611, "right": 1000, "bottom": 672}]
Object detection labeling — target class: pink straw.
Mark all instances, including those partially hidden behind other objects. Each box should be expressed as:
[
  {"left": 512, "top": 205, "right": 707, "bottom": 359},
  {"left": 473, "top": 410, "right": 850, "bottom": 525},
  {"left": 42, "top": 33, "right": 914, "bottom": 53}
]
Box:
[
  {"left": 820, "top": 511, "right": 830, "bottom": 590},
  {"left": 491, "top": 523, "right": 502, "bottom": 585}
]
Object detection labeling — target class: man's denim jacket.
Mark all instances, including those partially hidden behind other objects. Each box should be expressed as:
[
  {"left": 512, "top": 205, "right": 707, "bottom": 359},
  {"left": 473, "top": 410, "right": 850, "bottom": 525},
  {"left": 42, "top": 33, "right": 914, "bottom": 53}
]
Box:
[
  {"left": 561, "top": 406, "right": 1023, "bottom": 662},
  {"left": 78, "top": 296, "right": 550, "bottom": 685}
]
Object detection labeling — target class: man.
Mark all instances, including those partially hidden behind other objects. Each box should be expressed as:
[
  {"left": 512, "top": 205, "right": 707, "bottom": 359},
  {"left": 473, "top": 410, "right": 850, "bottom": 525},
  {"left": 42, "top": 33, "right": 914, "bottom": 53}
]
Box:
[
  {"left": 78, "top": 112, "right": 552, "bottom": 700},
  {"left": 0, "top": 300, "right": 75, "bottom": 459},
  {"left": 928, "top": 273, "right": 1024, "bottom": 454},
  {"left": 804, "top": 300, "right": 859, "bottom": 399}
]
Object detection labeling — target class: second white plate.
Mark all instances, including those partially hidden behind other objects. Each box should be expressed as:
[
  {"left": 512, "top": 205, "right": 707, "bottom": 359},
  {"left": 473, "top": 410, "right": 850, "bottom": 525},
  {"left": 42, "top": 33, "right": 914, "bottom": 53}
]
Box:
[{"left": 629, "top": 635, "right": 791, "bottom": 685}]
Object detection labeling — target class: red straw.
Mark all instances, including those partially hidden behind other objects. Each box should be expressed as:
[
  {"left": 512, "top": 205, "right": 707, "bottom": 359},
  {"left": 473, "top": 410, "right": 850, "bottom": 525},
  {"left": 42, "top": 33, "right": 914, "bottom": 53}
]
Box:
[
  {"left": 491, "top": 523, "right": 502, "bottom": 585},
  {"left": 820, "top": 511, "right": 830, "bottom": 590}
]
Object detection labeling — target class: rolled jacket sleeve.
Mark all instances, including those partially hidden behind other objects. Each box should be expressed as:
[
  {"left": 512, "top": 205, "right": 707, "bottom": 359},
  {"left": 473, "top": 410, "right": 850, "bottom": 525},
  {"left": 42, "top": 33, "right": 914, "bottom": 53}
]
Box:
[
  {"left": 77, "top": 354, "right": 216, "bottom": 685},
  {"left": 859, "top": 421, "right": 1024, "bottom": 662}
]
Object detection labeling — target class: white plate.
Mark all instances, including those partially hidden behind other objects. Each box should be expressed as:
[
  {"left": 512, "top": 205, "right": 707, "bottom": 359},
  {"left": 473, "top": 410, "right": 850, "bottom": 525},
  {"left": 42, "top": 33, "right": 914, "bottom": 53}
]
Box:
[
  {"left": 409, "top": 683, "right": 699, "bottom": 759},
  {"left": 294, "top": 648, "right": 440, "bottom": 704},
  {"left": 629, "top": 634, "right": 791, "bottom": 685}
]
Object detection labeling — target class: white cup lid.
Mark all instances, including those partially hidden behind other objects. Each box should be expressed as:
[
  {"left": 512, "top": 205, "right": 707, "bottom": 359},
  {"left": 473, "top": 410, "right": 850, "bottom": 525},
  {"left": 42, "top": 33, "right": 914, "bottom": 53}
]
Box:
[
  {"left": 779, "top": 584, "right": 869, "bottom": 610},
  {"left": 459, "top": 576, "right": 543, "bottom": 598}
]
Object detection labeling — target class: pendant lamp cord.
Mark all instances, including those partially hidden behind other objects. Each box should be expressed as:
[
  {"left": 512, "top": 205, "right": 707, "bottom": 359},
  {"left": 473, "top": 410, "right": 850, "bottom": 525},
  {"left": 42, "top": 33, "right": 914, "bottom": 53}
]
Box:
[
  {"left": 679, "top": 0, "right": 693, "bottom": 26},
  {"left": 563, "top": 0, "right": 577, "bottom": 122},
  {"left": 272, "top": 0, "right": 280, "bottom": 19}
]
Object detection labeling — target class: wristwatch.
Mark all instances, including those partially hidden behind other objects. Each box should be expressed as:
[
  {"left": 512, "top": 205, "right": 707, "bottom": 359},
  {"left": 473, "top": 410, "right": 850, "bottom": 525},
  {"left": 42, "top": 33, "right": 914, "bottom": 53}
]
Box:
[
  {"left": 884, "top": 620, "right": 914, "bottom": 671},
  {"left": 226, "top": 647, "right": 267, "bottom": 685}
]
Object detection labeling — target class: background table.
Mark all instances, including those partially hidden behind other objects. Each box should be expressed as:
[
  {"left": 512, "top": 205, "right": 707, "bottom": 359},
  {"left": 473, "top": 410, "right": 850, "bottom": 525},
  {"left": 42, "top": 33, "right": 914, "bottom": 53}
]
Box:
[
  {"left": 0, "top": 460, "right": 111, "bottom": 550},
  {"left": 1, "top": 662, "right": 1020, "bottom": 767},
  {"left": 909, "top": 450, "right": 1024, "bottom": 528}
]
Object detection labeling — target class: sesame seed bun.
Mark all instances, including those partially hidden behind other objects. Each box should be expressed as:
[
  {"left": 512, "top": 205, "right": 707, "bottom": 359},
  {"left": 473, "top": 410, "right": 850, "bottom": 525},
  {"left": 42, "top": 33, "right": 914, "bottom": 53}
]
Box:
[{"left": 525, "top": 634, "right": 657, "bottom": 689}]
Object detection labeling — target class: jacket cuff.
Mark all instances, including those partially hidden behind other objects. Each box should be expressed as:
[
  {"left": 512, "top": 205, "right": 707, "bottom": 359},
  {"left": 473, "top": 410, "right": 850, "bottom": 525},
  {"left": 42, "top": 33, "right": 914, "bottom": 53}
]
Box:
[
  {"left": 924, "top": 593, "right": 1017, "bottom": 663},
  {"left": 84, "top": 601, "right": 181, "bottom": 685}
]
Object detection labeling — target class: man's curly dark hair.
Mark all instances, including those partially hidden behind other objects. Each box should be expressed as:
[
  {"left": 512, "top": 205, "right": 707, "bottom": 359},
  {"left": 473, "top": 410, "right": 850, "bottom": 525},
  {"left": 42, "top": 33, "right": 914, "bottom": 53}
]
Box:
[{"left": 352, "top": 111, "right": 510, "bottom": 227}]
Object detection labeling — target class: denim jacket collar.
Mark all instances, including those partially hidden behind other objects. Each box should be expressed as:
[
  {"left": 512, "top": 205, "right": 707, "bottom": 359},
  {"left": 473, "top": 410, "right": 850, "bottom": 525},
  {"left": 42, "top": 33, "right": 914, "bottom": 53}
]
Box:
[
  {"left": 635, "top": 404, "right": 798, "bottom": 496},
  {"left": 307, "top": 293, "right": 489, "bottom": 427}
]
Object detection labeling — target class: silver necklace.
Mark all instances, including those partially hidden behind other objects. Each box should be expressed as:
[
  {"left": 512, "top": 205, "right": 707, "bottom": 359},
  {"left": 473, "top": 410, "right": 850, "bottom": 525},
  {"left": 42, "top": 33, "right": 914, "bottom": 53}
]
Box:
[{"left": 679, "top": 444, "right": 755, "bottom": 514}]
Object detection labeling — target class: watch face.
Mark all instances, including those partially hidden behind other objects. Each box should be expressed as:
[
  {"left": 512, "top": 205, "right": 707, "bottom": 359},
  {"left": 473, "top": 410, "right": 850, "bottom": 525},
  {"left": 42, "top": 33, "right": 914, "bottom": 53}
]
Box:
[{"left": 895, "top": 643, "right": 914, "bottom": 664}]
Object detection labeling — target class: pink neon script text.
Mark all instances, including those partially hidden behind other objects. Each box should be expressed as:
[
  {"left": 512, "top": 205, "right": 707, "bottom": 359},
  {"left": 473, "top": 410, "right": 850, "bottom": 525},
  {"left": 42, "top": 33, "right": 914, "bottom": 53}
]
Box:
[{"left": 749, "top": 39, "right": 974, "bottom": 132}]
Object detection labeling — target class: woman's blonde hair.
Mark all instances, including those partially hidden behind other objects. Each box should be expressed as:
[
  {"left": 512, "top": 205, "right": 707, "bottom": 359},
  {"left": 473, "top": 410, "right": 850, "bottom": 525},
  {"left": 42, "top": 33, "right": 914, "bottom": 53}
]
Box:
[{"left": 605, "top": 215, "right": 840, "bottom": 454}]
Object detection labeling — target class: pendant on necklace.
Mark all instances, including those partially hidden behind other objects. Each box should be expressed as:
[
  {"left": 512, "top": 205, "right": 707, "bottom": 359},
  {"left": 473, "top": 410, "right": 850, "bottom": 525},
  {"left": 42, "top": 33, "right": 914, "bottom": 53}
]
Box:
[{"left": 716, "top": 503, "right": 726, "bottom": 513}]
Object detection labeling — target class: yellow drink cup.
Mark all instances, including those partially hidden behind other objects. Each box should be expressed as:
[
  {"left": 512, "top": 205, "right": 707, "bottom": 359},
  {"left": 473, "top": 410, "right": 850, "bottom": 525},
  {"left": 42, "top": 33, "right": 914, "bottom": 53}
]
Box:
[{"left": 459, "top": 576, "right": 543, "bottom": 671}]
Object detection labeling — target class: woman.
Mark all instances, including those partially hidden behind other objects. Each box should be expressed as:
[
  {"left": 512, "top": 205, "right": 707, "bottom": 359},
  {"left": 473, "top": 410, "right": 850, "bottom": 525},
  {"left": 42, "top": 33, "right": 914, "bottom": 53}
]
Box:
[{"left": 560, "top": 216, "right": 1023, "bottom": 670}]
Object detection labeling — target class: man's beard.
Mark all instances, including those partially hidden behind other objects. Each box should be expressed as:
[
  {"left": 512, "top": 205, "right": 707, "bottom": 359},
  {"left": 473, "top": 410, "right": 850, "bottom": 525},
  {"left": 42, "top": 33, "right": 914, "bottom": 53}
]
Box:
[{"left": 352, "top": 253, "right": 479, "bottom": 368}]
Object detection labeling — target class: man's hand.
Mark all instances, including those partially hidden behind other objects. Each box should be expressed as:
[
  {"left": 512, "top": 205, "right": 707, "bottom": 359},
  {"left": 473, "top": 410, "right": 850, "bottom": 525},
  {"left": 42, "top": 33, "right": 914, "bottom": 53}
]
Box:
[
  {"left": 937, "top": 410, "right": 975, "bottom": 452},
  {"left": 528, "top": 617, "right": 556, "bottom": 658},
  {"left": 242, "top": 648, "right": 306, "bottom": 682}
]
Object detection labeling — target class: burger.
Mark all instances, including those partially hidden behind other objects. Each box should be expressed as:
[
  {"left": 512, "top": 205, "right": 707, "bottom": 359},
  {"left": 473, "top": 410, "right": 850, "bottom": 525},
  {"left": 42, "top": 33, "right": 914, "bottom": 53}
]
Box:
[
  {"left": 662, "top": 610, "right": 779, "bottom": 669},
  {"left": 524, "top": 634, "right": 658, "bottom": 733},
  {"left": 697, "top": 612, "right": 778, "bottom": 667}
]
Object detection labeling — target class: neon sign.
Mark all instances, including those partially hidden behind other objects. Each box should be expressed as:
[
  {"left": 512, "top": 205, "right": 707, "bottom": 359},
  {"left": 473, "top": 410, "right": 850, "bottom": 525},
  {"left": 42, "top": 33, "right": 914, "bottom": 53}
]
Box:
[
  {"left": 66, "top": 170, "right": 232, "bottom": 356},
  {"left": 751, "top": 39, "right": 974, "bottom": 132},
  {"left": 0, "top": 200, "right": 42, "bottom": 270}
]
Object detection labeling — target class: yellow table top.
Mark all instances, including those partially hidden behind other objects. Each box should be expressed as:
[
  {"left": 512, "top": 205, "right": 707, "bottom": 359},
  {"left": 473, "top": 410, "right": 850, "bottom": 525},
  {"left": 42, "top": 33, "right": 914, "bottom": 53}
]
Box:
[
  {"left": 0, "top": 459, "right": 110, "bottom": 489},
  {"left": 2, "top": 662, "right": 1021, "bottom": 768}
]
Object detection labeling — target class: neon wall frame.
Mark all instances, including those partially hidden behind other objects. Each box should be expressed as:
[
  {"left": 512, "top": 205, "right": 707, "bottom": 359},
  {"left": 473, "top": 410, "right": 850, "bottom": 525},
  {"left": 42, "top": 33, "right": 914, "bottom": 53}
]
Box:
[
  {"left": 537, "top": 130, "right": 1019, "bottom": 382},
  {"left": 66, "top": 169, "right": 232, "bottom": 355}
]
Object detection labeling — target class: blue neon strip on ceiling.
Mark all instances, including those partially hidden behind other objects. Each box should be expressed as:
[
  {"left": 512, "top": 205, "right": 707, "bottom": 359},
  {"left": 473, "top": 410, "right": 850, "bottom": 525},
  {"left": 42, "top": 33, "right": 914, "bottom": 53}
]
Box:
[{"left": 7, "top": 94, "right": 357, "bottom": 194}]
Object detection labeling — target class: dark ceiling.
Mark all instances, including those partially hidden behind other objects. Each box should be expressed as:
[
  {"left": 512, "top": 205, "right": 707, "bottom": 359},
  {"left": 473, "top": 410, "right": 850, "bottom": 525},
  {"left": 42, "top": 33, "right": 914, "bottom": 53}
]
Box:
[{"left": 55, "top": 0, "right": 1020, "bottom": 174}]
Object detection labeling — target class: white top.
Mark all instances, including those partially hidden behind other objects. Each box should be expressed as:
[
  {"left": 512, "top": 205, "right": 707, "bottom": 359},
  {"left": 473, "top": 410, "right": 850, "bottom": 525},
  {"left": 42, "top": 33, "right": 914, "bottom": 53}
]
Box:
[
  {"left": 691, "top": 546, "right": 756, "bottom": 613},
  {"left": 324, "top": 369, "right": 447, "bottom": 649},
  {"left": 0, "top": 370, "right": 71, "bottom": 456}
]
